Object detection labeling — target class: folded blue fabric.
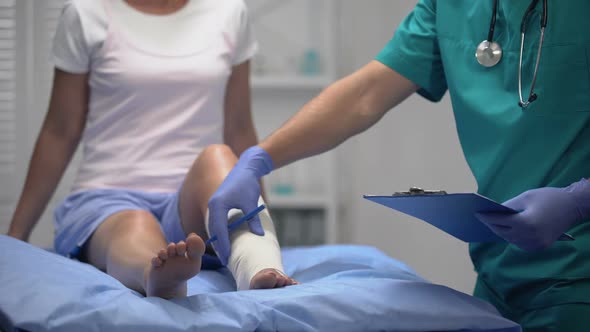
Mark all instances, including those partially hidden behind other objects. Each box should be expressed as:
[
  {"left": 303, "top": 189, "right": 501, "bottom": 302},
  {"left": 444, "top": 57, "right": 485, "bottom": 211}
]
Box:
[{"left": 0, "top": 235, "right": 520, "bottom": 332}]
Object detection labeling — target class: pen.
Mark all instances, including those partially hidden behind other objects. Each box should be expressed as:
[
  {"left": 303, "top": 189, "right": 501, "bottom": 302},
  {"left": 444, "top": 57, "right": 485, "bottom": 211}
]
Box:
[{"left": 205, "top": 204, "right": 266, "bottom": 246}]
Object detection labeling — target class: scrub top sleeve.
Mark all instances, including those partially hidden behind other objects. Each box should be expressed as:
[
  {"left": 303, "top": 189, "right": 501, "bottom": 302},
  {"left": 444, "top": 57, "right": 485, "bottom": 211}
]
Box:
[
  {"left": 230, "top": 1, "right": 258, "bottom": 66},
  {"left": 51, "top": 2, "right": 90, "bottom": 74},
  {"left": 375, "top": 0, "right": 447, "bottom": 102}
]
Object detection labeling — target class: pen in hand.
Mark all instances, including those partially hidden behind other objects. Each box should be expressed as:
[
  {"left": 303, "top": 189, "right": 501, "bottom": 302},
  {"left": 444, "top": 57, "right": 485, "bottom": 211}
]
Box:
[{"left": 205, "top": 205, "right": 266, "bottom": 246}]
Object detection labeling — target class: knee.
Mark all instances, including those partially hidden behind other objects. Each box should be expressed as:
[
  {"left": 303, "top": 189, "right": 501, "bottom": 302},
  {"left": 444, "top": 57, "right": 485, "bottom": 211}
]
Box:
[
  {"left": 111, "top": 210, "right": 160, "bottom": 234},
  {"left": 199, "top": 144, "right": 236, "bottom": 162},
  {"left": 194, "top": 144, "right": 240, "bottom": 171},
  {"left": 86, "top": 210, "right": 160, "bottom": 267}
]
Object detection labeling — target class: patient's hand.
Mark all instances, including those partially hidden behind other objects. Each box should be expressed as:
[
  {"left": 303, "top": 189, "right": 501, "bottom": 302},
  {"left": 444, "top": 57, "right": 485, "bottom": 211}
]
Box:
[
  {"left": 250, "top": 268, "right": 299, "bottom": 289},
  {"left": 6, "top": 230, "right": 29, "bottom": 242}
]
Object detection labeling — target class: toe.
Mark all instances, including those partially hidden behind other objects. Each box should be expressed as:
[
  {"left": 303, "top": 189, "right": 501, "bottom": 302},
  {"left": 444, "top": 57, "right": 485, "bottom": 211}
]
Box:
[
  {"left": 167, "top": 243, "right": 176, "bottom": 257},
  {"left": 176, "top": 241, "right": 187, "bottom": 257},
  {"left": 275, "top": 276, "right": 287, "bottom": 288},
  {"left": 158, "top": 249, "right": 168, "bottom": 261},
  {"left": 151, "top": 256, "right": 163, "bottom": 268},
  {"left": 185, "top": 233, "right": 206, "bottom": 260}
]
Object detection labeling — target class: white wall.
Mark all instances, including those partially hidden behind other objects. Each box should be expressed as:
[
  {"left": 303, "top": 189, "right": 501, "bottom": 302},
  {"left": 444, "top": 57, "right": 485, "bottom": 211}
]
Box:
[{"left": 334, "top": 1, "right": 478, "bottom": 294}]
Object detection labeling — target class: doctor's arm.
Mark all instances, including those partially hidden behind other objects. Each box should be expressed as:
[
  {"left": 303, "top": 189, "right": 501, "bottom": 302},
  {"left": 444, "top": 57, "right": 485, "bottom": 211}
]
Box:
[
  {"left": 222, "top": 60, "right": 267, "bottom": 201},
  {"left": 207, "top": 61, "right": 418, "bottom": 264},
  {"left": 7, "top": 69, "right": 88, "bottom": 242},
  {"left": 261, "top": 60, "right": 418, "bottom": 168}
]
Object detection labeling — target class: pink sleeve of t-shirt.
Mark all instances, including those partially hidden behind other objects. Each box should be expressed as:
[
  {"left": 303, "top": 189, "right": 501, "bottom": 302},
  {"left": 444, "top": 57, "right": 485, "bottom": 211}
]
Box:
[
  {"left": 230, "top": 1, "right": 258, "bottom": 66},
  {"left": 51, "top": 1, "right": 90, "bottom": 74}
]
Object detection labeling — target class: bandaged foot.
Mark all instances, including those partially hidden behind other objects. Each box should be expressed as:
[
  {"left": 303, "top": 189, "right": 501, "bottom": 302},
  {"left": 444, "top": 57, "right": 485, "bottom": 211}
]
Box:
[
  {"left": 207, "top": 197, "right": 298, "bottom": 290},
  {"left": 145, "top": 233, "right": 205, "bottom": 298}
]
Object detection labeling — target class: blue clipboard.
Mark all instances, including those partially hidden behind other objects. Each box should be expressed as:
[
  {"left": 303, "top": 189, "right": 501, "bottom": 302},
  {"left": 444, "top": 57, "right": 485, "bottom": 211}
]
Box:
[{"left": 363, "top": 189, "right": 574, "bottom": 243}]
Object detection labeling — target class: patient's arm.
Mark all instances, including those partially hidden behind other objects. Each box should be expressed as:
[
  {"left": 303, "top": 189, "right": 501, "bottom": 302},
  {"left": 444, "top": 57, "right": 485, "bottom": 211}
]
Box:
[
  {"left": 260, "top": 60, "right": 418, "bottom": 169},
  {"left": 7, "top": 69, "right": 88, "bottom": 242}
]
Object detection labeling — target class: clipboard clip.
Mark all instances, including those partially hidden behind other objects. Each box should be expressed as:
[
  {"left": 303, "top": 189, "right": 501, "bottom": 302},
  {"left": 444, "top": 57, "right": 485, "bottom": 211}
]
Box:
[{"left": 393, "top": 187, "right": 447, "bottom": 196}]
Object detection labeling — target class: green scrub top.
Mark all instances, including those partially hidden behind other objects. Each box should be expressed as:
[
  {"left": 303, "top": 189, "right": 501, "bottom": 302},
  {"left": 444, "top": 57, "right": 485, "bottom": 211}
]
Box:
[{"left": 375, "top": 0, "right": 590, "bottom": 326}]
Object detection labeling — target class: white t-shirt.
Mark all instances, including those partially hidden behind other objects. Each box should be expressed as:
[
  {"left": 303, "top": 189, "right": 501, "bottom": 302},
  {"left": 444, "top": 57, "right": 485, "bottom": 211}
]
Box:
[{"left": 52, "top": 0, "right": 257, "bottom": 192}]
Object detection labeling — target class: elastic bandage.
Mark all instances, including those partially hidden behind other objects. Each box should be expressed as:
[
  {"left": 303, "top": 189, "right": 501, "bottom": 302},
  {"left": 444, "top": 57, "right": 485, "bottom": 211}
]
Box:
[{"left": 206, "top": 197, "right": 284, "bottom": 290}]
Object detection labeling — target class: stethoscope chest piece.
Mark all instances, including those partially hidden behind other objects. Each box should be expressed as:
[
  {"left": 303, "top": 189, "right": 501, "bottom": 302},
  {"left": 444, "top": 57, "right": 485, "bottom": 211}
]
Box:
[
  {"left": 476, "top": 0, "right": 548, "bottom": 108},
  {"left": 475, "top": 40, "right": 502, "bottom": 67}
]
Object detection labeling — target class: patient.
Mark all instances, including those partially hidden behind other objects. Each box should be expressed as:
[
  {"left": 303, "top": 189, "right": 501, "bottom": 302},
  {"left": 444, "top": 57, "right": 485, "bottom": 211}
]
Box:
[{"left": 6, "top": 0, "right": 296, "bottom": 298}]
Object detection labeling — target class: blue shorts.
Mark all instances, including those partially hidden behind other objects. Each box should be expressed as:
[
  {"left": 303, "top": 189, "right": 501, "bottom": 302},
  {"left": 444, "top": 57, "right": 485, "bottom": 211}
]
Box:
[{"left": 53, "top": 188, "right": 222, "bottom": 268}]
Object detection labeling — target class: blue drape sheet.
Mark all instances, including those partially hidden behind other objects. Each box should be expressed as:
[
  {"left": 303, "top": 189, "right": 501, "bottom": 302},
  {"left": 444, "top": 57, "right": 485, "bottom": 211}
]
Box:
[{"left": 0, "top": 235, "right": 520, "bottom": 332}]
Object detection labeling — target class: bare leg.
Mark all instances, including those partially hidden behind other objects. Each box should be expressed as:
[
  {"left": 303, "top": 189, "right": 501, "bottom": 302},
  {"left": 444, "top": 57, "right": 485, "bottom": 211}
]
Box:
[
  {"left": 178, "top": 144, "right": 296, "bottom": 289},
  {"left": 84, "top": 210, "right": 205, "bottom": 299}
]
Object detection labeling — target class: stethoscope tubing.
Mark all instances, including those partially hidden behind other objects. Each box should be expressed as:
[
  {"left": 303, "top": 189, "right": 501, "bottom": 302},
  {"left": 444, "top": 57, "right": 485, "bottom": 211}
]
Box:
[
  {"left": 487, "top": 0, "right": 498, "bottom": 42},
  {"left": 480, "top": 0, "right": 548, "bottom": 109}
]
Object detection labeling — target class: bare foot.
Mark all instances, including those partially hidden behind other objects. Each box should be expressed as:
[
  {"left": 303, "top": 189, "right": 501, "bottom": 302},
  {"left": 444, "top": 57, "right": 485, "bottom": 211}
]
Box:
[
  {"left": 250, "top": 268, "right": 299, "bottom": 290},
  {"left": 145, "top": 233, "right": 205, "bottom": 298}
]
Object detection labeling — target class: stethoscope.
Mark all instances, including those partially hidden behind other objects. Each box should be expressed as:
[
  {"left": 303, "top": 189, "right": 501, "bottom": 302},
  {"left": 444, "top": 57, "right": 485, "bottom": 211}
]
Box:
[{"left": 475, "top": 0, "right": 548, "bottom": 109}]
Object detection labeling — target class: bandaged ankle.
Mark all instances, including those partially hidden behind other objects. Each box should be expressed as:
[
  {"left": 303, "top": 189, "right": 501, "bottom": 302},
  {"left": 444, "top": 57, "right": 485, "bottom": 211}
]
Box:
[{"left": 206, "top": 197, "right": 284, "bottom": 290}]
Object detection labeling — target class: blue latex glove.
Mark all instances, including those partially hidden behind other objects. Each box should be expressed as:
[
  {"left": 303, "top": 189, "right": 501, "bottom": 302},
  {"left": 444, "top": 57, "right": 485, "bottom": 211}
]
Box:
[
  {"left": 207, "top": 146, "right": 274, "bottom": 265},
  {"left": 476, "top": 179, "right": 590, "bottom": 251}
]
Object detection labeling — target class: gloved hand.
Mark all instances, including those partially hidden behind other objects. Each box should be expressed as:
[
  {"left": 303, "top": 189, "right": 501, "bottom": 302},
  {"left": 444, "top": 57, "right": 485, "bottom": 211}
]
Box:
[
  {"left": 476, "top": 179, "right": 590, "bottom": 252},
  {"left": 207, "top": 146, "right": 274, "bottom": 265}
]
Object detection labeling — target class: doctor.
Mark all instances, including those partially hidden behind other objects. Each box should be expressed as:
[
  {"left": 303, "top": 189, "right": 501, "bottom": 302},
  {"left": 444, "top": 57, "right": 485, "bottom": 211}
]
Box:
[{"left": 208, "top": 1, "right": 590, "bottom": 330}]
